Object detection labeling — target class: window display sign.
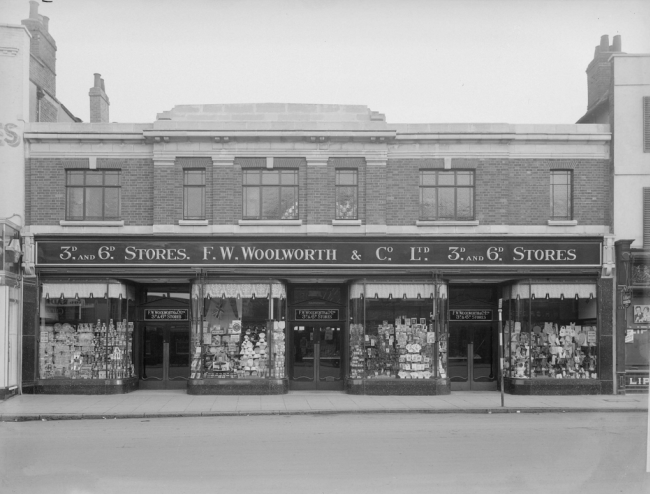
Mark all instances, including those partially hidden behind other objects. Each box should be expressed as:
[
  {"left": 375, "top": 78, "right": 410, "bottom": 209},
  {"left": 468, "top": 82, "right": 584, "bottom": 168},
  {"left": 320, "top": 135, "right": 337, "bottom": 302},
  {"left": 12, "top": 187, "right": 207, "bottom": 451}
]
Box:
[
  {"left": 449, "top": 309, "right": 493, "bottom": 321},
  {"left": 144, "top": 309, "right": 189, "bottom": 321},
  {"left": 36, "top": 238, "right": 602, "bottom": 268},
  {"left": 295, "top": 309, "right": 339, "bottom": 321},
  {"left": 633, "top": 305, "right": 650, "bottom": 324}
]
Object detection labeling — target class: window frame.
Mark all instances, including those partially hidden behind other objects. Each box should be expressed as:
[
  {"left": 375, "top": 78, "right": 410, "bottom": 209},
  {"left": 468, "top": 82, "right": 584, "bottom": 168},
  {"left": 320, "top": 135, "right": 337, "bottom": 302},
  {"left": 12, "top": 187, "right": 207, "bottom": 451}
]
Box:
[
  {"left": 183, "top": 168, "right": 206, "bottom": 220},
  {"left": 242, "top": 169, "right": 299, "bottom": 220},
  {"left": 418, "top": 169, "right": 475, "bottom": 221},
  {"left": 335, "top": 169, "right": 359, "bottom": 220},
  {"left": 549, "top": 170, "right": 573, "bottom": 221},
  {"left": 65, "top": 169, "right": 121, "bottom": 221}
]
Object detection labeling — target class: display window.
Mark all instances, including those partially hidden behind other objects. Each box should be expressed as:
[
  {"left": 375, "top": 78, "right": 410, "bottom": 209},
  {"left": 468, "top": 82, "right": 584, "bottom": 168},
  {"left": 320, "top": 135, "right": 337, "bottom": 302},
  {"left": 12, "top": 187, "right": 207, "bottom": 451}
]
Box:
[
  {"left": 625, "top": 289, "right": 650, "bottom": 370},
  {"left": 38, "top": 282, "right": 135, "bottom": 380},
  {"left": 190, "top": 282, "right": 286, "bottom": 380},
  {"left": 503, "top": 283, "right": 598, "bottom": 380},
  {"left": 349, "top": 283, "right": 448, "bottom": 380}
]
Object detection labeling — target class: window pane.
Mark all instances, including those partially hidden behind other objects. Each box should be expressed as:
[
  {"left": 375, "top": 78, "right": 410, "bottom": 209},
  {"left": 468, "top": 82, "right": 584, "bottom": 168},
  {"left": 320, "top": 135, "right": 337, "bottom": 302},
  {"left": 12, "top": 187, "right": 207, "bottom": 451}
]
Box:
[
  {"left": 420, "top": 188, "right": 436, "bottom": 219},
  {"left": 243, "top": 187, "right": 260, "bottom": 218},
  {"left": 336, "top": 170, "right": 357, "bottom": 186},
  {"left": 85, "top": 173, "right": 103, "bottom": 186},
  {"left": 243, "top": 171, "right": 260, "bottom": 185},
  {"left": 184, "top": 170, "right": 205, "bottom": 186},
  {"left": 184, "top": 187, "right": 204, "bottom": 219},
  {"left": 85, "top": 188, "right": 103, "bottom": 219},
  {"left": 104, "top": 188, "right": 120, "bottom": 219},
  {"left": 437, "top": 188, "right": 455, "bottom": 219},
  {"left": 281, "top": 187, "right": 298, "bottom": 219},
  {"left": 104, "top": 171, "right": 121, "bottom": 186},
  {"left": 420, "top": 171, "right": 436, "bottom": 186},
  {"left": 552, "top": 184, "right": 570, "bottom": 218},
  {"left": 67, "top": 171, "right": 85, "bottom": 186},
  {"left": 437, "top": 172, "right": 455, "bottom": 186},
  {"left": 262, "top": 171, "right": 280, "bottom": 185},
  {"left": 551, "top": 171, "right": 570, "bottom": 185},
  {"left": 67, "top": 187, "right": 84, "bottom": 219},
  {"left": 456, "top": 171, "right": 474, "bottom": 186},
  {"left": 457, "top": 188, "right": 474, "bottom": 219},
  {"left": 261, "top": 187, "right": 280, "bottom": 218},
  {"left": 281, "top": 170, "right": 298, "bottom": 185},
  {"left": 336, "top": 186, "right": 357, "bottom": 219}
]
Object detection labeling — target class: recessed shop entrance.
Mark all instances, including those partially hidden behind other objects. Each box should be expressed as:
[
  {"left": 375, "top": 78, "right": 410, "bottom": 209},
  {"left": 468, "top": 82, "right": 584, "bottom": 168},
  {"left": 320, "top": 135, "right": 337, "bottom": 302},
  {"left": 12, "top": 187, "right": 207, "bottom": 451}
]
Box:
[
  {"left": 139, "top": 324, "right": 190, "bottom": 389},
  {"left": 289, "top": 323, "right": 343, "bottom": 390},
  {"left": 287, "top": 283, "right": 347, "bottom": 391},
  {"left": 448, "top": 323, "right": 497, "bottom": 390},
  {"left": 448, "top": 285, "right": 498, "bottom": 391}
]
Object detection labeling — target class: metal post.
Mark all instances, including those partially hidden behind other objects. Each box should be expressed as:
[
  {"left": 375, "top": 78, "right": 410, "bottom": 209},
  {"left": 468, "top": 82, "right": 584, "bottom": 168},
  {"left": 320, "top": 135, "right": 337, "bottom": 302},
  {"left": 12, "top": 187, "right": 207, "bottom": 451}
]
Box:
[{"left": 498, "top": 298, "right": 504, "bottom": 408}]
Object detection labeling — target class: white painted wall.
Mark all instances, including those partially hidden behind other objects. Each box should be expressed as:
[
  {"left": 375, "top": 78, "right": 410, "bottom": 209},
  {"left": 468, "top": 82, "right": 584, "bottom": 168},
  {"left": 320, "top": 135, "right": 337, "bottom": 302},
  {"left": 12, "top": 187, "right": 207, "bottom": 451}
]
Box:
[
  {"left": 612, "top": 54, "right": 650, "bottom": 248},
  {"left": 0, "top": 23, "right": 30, "bottom": 227}
]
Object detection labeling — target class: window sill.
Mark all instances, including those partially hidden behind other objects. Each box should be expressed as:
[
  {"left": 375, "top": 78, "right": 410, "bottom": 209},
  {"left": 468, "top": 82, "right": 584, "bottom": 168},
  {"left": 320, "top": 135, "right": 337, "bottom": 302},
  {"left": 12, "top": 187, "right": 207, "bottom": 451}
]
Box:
[
  {"left": 238, "top": 220, "right": 303, "bottom": 226},
  {"left": 416, "top": 220, "right": 479, "bottom": 227},
  {"left": 60, "top": 220, "right": 124, "bottom": 227},
  {"left": 332, "top": 219, "right": 362, "bottom": 226},
  {"left": 547, "top": 220, "right": 578, "bottom": 226},
  {"left": 178, "top": 220, "right": 209, "bottom": 226}
]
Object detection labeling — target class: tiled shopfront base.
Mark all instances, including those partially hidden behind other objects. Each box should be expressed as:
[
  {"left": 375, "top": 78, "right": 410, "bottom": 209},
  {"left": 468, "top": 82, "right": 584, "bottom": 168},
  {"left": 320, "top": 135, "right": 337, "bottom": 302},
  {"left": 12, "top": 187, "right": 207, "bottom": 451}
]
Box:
[
  {"left": 187, "top": 378, "right": 289, "bottom": 395},
  {"left": 504, "top": 377, "right": 603, "bottom": 395},
  {"left": 33, "top": 378, "right": 138, "bottom": 395},
  {"left": 345, "top": 378, "right": 451, "bottom": 395}
]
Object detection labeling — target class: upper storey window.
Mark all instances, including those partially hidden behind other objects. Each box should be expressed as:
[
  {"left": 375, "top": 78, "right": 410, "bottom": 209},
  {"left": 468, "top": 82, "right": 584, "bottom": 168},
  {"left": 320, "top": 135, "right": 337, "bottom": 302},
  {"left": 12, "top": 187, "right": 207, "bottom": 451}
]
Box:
[
  {"left": 66, "top": 170, "right": 121, "bottom": 221},
  {"left": 419, "top": 170, "right": 474, "bottom": 220},
  {"left": 243, "top": 169, "right": 299, "bottom": 220},
  {"left": 183, "top": 169, "right": 206, "bottom": 220},
  {"left": 335, "top": 169, "right": 358, "bottom": 220},
  {"left": 550, "top": 170, "right": 573, "bottom": 220}
]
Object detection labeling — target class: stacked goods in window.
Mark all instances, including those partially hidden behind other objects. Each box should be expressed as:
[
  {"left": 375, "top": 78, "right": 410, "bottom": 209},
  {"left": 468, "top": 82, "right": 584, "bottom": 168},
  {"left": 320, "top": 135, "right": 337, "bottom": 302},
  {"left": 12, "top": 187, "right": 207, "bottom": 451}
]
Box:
[
  {"left": 365, "top": 322, "right": 399, "bottom": 378},
  {"left": 349, "top": 324, "right": 364, "bottom": 378},
  {"left": 531, "top": 323, "right": 598, "bottom": 379},
  {"left": 202, "top": 323, "right": 236, "bottom": 379},
  {"left": 437, "top": 329, "right": 447, "bottom": 379},
  {"left": 394, "top": 317, "right": 436, "bottom": 379},
  {"left": 271, "top": 321, "right": 286, "bottom": 378},
  {"left": 508, "top": 321, "right": 529, "bottom": 378},
  {"left": 38, "top": 318, "right": 133, "bottom": 380},
  {"left": 236, "top": 324, "right": 269, "bottom": 378}
]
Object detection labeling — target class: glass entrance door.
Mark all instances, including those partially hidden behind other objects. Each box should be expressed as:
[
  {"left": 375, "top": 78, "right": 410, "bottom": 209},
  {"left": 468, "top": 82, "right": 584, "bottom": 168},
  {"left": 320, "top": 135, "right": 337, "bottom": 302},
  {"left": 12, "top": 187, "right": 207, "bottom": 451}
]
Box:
[
  {"left": 290, "top": 323, "right": 343, "bottom": 390},
  {"left": 449, "top": 323, "right": 497, "bottom": 391},
  {"left": 140, "top": 324, "right": 190, "bottom": 389}
]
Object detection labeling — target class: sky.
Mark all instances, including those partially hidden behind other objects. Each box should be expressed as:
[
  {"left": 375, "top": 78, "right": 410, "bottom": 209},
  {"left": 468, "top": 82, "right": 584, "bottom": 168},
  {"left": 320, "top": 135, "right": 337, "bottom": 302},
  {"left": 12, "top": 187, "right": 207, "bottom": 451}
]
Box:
[{"left": 3, "top": 0, "right": 650, "bottom": 124}]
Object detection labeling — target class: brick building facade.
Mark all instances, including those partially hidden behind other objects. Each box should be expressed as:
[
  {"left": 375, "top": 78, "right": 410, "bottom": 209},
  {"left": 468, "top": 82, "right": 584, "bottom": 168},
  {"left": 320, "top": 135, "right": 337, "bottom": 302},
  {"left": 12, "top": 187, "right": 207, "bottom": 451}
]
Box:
[{"left": 22, "top": 104, "right": 616, "bottom": 396}]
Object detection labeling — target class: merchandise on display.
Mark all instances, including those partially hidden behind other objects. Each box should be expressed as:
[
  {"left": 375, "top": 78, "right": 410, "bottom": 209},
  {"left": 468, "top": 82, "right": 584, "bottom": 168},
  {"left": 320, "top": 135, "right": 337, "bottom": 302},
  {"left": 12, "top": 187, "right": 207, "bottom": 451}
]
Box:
[
  {"left": 39, "top": 319, "right": 134, "bottom": 380},
  {"left": 350, "top": 317, "right": 443, "bottom": 379},
  {"left": 504, "top": 320, "right": 598, "bottom": 379}
]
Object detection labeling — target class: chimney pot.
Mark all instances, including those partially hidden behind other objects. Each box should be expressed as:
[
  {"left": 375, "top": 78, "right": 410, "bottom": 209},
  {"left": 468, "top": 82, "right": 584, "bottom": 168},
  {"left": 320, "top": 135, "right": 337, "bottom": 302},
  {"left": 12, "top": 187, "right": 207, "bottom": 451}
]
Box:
[
  {"left": 600, "top": 35, "right": 609, "bottom": 51},
  {"left": 42, "top": 16, "right": 49, "bottom": 31},
  {"left": 613, "top": 35, "right": 622, "bottom": 52},
  {"left": 100, "top": 78, "right": 105, "bottom": 91},
  {"left": 29, "top": 0, "right": 39, "bottom": 19},
  {"left": 93, "top": 73, "right": 102, "bottom": 88}
]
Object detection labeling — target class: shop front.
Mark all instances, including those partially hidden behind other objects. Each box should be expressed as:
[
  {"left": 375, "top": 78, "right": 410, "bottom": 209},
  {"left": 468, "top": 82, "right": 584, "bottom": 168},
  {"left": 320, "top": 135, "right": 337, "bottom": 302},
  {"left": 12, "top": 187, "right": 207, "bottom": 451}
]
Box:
[
  {"left": 31, "top": 235, "right": 611, "bottom": 395},
  {"left": 616, "top": 242, "right": 649, "bottom": 393}
]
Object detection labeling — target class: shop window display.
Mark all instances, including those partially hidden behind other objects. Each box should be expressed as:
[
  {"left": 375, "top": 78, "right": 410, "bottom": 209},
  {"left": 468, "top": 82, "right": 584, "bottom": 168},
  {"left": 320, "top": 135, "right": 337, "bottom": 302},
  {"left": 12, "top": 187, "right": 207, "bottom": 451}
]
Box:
[
  {"left": 38, "top": 285, "right": 134, "bottom": 380},
  {"left": 190, "top": 283, "right": 286, "bottom": 380},
  {"left": 349, "top": 284, "right": 448, "bottom": 380},
  {"left": 503, "top": 284, "right": 598, "bottom": 380}
]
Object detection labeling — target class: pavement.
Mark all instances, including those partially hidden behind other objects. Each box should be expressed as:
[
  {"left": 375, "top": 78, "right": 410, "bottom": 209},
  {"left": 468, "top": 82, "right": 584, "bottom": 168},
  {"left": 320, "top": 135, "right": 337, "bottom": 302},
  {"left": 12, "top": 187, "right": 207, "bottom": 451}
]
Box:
[{"left": 0, "top": 390, "right": 647, "bottom": 421}]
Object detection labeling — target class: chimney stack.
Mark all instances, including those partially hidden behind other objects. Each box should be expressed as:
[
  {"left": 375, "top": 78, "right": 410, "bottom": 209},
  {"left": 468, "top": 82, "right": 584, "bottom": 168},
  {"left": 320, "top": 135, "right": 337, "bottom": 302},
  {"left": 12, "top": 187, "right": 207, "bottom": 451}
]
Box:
[
  {"left": 585, "top": 34, "right": 623, "bottom": 112},
  {"left": 89, "top": 73, "right": 110, "bottom": 123}
]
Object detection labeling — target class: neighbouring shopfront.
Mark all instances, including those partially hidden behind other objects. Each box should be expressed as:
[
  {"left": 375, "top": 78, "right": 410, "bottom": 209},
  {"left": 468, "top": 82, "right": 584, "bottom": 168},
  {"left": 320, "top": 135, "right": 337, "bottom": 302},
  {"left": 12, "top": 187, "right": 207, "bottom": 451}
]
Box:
[
  {"left": 616, "top": 241, "right": 649, "bottom": 393},
  {"left": 30, "top": 235, "right": 612, "bottom": 395}
]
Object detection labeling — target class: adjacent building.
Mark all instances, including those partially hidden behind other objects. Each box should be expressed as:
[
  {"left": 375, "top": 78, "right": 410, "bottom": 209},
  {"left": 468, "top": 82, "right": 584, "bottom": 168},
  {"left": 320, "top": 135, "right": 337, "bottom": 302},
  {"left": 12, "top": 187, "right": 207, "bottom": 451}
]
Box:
[{"left": 578, "top": 35, "right": 650, "bottom": 393}]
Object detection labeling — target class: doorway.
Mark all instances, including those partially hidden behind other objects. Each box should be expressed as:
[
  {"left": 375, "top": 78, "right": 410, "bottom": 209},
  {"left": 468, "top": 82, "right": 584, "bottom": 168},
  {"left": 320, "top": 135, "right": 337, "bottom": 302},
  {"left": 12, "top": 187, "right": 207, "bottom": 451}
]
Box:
[
  {"left": 289, "top": 323, "right": 344, "bottom": 390},
  {"left": 448, "top": 323, "right": 497, "bottom": 390},
  {"left": 139, "top": 324, "right": 190, "bottom": 389}
]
